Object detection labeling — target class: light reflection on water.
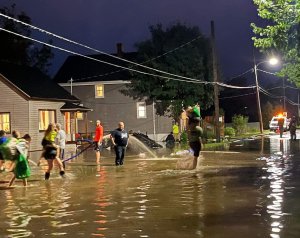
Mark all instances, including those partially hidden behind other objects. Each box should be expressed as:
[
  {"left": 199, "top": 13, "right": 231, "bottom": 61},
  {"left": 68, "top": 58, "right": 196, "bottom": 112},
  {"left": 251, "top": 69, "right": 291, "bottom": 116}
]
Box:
[
  {"left": 257, "top": 138, "right": 298, "bottom": 238},
  {"left": 1, "top": 139, "right": 300, "bottom": 237}
]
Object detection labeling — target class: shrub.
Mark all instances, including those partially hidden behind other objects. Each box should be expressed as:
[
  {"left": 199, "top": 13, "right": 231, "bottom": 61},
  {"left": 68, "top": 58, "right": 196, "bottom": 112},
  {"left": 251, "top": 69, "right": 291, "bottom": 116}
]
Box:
[
  {"left": 224, "top": 127, "right": 235, "bottom": 137},
  {"left": 202, "top": 130, "right": 215, "bottom": 140},
  {"left": 232, "top": 114, "right": 248, "bottom": 135},
  {"left": 180, "top": 130, "right": 188, "bottom": 144}
]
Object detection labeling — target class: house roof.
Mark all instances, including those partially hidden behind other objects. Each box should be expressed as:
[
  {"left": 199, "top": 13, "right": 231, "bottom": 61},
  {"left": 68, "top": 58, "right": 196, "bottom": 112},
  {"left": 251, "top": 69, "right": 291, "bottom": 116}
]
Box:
[
  {"left": 53, "top": 52, "right": 137, "bottom": 83},
  {"left": 0, "top": 61, "right": 79, "bottom": 102},
  {"left": 60, "top": 102, "right": 92, "bottom": 112}
]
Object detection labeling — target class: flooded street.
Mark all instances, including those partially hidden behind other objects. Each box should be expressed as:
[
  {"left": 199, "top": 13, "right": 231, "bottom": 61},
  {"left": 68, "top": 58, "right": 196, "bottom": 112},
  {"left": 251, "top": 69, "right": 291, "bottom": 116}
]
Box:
[{"left": 1, "top": 137, "right": 300, "bottom": 237}]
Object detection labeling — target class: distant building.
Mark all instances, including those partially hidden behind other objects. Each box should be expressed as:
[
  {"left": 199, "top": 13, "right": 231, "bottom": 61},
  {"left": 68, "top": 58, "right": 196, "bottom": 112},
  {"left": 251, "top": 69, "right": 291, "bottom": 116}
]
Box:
[
  {"left": 0, "top": 61, "right": 90, "bottom": 151},
  {"left": 53, "top": 43, "right": 172, "bottom": 141}
]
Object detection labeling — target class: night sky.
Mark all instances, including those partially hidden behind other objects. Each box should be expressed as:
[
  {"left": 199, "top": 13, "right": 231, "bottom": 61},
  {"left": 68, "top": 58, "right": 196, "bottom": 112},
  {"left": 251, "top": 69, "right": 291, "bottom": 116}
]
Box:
[{"left": 1, "top": 0, "right": 262, "bottom": 79}]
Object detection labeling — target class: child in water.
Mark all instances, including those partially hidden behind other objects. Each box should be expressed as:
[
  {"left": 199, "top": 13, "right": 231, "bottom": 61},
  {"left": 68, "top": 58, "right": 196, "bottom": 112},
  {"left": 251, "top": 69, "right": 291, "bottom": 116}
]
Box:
[{"left": 8, "top": 134, "right": 31, "bottom": 187}]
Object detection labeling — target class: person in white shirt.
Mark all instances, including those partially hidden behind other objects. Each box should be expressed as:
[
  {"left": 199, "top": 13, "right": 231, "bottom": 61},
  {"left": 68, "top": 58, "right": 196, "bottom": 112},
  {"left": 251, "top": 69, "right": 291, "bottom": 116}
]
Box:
[{"left": 56, "top": 123, "right": 66, "bottom": 167}]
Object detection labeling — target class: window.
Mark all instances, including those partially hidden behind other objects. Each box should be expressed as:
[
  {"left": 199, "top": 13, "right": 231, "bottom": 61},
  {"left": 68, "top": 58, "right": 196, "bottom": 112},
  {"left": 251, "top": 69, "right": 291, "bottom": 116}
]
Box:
[
  {"left": 39, "top": 110, "right": 56, "bottom": 130},
  {"left": 95, "top": 84, "right": 104, "bottom": 98},
  {"left": 137, "top": 102, "right": 147, "bottom": 118},
  {"left": 76, "top": 112, "right": 83, "bottom": 120},
  {"left": 0, "top": 113, "right": 10, "bottom": 133},
  {"left": 65, "top": 112, "right": 71, "bottom": 134}
]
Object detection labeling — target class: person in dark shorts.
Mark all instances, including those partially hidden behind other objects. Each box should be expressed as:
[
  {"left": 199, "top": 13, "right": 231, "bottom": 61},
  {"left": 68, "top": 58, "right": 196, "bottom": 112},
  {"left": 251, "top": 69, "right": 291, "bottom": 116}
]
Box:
[
  {"left": 187, "top": 120, "right": 203, "bottom": 169},
  {"left": 94, "top": 120, "right": 103, "bottom": 164},
  {"left": 110, "top": 122, "right": 129, "bottom": 166},
  {"left": 42, "top": 145, "right": 65, "bottom": 180}
]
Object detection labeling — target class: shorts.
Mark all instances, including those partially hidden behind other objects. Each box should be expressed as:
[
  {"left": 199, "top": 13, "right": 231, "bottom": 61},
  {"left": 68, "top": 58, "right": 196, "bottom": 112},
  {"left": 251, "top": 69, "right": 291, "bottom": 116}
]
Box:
[
  {"left": 189, "top": 141, "right": 201, "bottom": 157},
  {"left": 94, "top": 141, "right": 103, "bottom": 152},
  {"left": 43, "top": 146, "right": 57, "bottom": 160}
]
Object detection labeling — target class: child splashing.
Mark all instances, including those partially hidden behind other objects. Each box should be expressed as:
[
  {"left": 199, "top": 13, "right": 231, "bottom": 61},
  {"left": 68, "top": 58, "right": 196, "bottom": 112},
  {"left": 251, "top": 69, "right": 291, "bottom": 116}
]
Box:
[{"left": 8, "top": 133, "right": 32, "bottom": 187}]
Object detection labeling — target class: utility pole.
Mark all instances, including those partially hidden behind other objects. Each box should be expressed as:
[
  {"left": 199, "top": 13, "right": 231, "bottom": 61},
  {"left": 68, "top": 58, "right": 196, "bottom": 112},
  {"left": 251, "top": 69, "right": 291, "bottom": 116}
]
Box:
[
  {"left": 298, "top": 89, "right": 300, "bottom": 120},
  {"left": 70, "top": 77, "right": 73, "bottom": 95},
  {"left": 253, "top": 54, "right": 264, "bottom": 134},
  {"left": 283, "top": 78, "right": 286, "bottom": 111},
  {"left": 211, "top": 21, "right": 221, "bottom": 142}
]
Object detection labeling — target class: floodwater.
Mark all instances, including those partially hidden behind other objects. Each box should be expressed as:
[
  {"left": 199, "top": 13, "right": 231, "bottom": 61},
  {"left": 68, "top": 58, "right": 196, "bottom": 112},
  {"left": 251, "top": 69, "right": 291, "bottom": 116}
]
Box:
[{"left": 1, "top": 137, "right": 300, "bottom": 237}]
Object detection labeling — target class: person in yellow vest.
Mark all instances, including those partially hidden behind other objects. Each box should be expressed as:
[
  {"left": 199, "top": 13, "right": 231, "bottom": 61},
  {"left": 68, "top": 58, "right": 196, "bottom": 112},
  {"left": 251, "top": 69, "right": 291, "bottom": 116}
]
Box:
[{"left": 172, "top": 122, "right": 179, "bottom": 142}]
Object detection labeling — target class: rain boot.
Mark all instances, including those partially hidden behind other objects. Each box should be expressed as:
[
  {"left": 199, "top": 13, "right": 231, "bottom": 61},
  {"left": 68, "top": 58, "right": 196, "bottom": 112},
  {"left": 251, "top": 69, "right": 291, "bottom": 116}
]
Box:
[{"left": 45, "top": 172, "right": 50, "bottom": 180}]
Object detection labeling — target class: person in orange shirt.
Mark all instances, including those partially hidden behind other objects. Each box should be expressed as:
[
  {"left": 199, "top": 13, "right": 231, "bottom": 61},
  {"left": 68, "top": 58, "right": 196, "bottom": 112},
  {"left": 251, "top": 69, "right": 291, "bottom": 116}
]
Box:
[{"left": 94, "top": 120, "right": 103, "bottom": 164}]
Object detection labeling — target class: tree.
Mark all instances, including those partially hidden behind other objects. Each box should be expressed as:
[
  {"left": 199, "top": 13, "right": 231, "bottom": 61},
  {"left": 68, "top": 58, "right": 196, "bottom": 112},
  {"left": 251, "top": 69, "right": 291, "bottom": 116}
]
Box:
[
  {"left": 262, "top": 101, "right": 274, "bottom": 128},
  {"left": 0, "top": 4, "right": 53, "bottom": 75},
  {"left": 251, "top": 0, "right": 300, "bottom": 86},
  {"left": 122, "top": 23, "right": 214, "bottom": 119}
]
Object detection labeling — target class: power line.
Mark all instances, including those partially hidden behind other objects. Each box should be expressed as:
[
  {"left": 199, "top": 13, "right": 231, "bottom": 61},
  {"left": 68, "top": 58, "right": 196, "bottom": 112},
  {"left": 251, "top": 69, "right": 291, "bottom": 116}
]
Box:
[
  {"left": 219, "top": 92, "right": 256, "bottom": 100},
  {"left": 0, "top": 27, "right": 212, "bottom": 85},
  {"left": 0, "top": 13, "right": 209, "bottom": 84},
  {"left": 0, "top": 27, "right": 257, "bottom": 89},
  {"left": 226, "top": 68, "right": 254, "bottom": 81},
  {"left": 259, "top": 86, "right": 283, "bottom": 99}
]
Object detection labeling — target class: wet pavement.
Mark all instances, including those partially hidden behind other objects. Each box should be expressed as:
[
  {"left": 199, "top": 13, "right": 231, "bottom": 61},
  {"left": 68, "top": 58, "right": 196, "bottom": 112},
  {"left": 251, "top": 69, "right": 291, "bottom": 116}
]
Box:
[{"left": 1, "top": 137, "right": 300, "bottom": 237}]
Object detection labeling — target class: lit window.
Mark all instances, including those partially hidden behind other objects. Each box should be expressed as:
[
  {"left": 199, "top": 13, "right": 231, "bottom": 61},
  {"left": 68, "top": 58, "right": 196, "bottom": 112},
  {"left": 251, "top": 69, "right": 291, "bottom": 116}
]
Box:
[
  {"left": 39, "top": 110, "right": 56, "bottom": 130},
  {"left": 95, "top": 84, "right": 104, "bottom": 98},
  {"left": 76, "top": 112, "right": 83, "bottom": 120},
  {"left": 65, "top": 112, "right": 71, "bottom": 134},
  {"left": 137, "top": 102, "right": 146, "bottom": 118},
  {"left": 0, "top": 113, "right": 10, "bottom": 133}
]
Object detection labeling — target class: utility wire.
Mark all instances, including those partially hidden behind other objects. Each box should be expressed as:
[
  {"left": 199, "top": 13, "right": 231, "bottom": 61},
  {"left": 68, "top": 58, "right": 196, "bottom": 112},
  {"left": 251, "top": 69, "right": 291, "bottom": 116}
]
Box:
[
  {"left": 0, "top": 27, "right": 256, "bottom": 89},
  {"left": 0, "top": 13, "right": 209, "bottom": 84},
  {"left": 219, "top": 92, "right": 256, "bottom": 100},
  {"left": 226, "top": 68, "right": 254, "bottom": 81},
  {"left": 73, "top": 35, "right": 205, "bottom": 81},
  {"left": 0, "top": 27, "right": 212, "bottom": 84},
  {"left": 257, "top": 68, "right": 277, "bottom": 76},
  {"left": 259, "top": 86, "right": 283, "bottom": 99}
]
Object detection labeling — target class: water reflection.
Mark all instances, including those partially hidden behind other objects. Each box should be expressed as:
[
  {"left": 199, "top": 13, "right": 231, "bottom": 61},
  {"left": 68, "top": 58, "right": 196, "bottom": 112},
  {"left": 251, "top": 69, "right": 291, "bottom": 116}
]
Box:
[
  {"left": 2, "top": 138, "right": 300, "bottom": 237},
  {"left": 258, "top": 138, "right": 295, "bottom": 238}
]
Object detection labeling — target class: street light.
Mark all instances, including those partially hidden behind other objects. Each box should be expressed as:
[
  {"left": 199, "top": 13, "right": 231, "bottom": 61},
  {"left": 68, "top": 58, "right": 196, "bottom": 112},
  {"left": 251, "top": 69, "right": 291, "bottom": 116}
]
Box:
[{"left": 254, "top": 57, "right": 279, "bottom": 134}]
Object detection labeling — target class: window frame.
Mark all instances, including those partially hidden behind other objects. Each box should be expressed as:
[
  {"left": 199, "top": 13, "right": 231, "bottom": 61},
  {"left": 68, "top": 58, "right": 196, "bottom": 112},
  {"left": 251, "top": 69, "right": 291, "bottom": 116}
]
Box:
[
  {"left": 38, "top": 109, "right": 56, "bottom": 131},
  {"left": 95, "top": 84, "right": 104, "bottom": 98},
  {"left": 137, "top": 102, "right": 147, "bottom": 119},
  {"left": 0, "top": 112, "right": 11, "bottom": 134}
]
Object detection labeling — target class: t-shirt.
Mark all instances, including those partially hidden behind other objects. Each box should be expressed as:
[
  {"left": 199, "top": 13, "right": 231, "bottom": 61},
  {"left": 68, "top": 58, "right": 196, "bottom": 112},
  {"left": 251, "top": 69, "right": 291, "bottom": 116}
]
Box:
[
  {"left": 111, "top": 128, "right": 128, "bottom": 146},
  {"left": 172, "top": 124, "right": 179, "bottom": 134},
  {"left": 0, "top": 136, "right": 7, "bottom": 145},
  {"left": 45, "top": 131, "right": 57, "bottom": 143},
  {"left": 94, "top": 125, "right": 103, "bottom": 142},
  {"left": 56, "top": 130, "right": 66, "bottom": 149},
  {"left": 188, "top": 126, "right": 203, "bottom": 142}
]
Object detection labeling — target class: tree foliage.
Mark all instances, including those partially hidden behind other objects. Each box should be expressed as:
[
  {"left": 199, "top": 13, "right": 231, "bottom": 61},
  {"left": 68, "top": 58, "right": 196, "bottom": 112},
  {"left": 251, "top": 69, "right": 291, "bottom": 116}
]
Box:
[
  {"left": 251, "top": 0, "right": 300, "bottom": 86},
  {"left": 122, "top": 23, "right": 214, "bottom": 119},
  {"left": 0, "top": 4, "right": 53, "bottom": 75},
  {"left": 232, "top": 114, "right": 248, "bottom": 135}
]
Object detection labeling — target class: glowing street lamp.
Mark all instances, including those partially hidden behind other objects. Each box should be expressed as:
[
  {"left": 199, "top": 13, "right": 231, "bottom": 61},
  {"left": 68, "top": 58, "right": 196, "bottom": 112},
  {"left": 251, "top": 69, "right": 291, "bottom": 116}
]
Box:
[{"left": 254, "top": 57, "right": 279, "bottom": 134}]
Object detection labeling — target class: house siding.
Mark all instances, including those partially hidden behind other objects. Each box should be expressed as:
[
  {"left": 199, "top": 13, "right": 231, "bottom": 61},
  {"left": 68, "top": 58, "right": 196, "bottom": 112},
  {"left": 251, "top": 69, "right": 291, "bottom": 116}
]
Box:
[
  {"left": 29, "top": 101, "right": 65, "bottom": 151},
  {"left": 0, "top": 76, "right": 65, "bottom": 152},
  {"left": 0, "top": 77, "right": 30, "bottom": 136},
  {"left": 61, "top": 83, "right": 172, "bottom": 139}
]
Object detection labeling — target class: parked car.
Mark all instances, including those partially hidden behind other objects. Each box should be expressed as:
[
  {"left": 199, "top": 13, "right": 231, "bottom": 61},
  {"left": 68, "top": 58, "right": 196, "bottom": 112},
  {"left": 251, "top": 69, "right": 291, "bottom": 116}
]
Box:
[{"left": 269, "top": 116, "right": 290, "bottom": 132}]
